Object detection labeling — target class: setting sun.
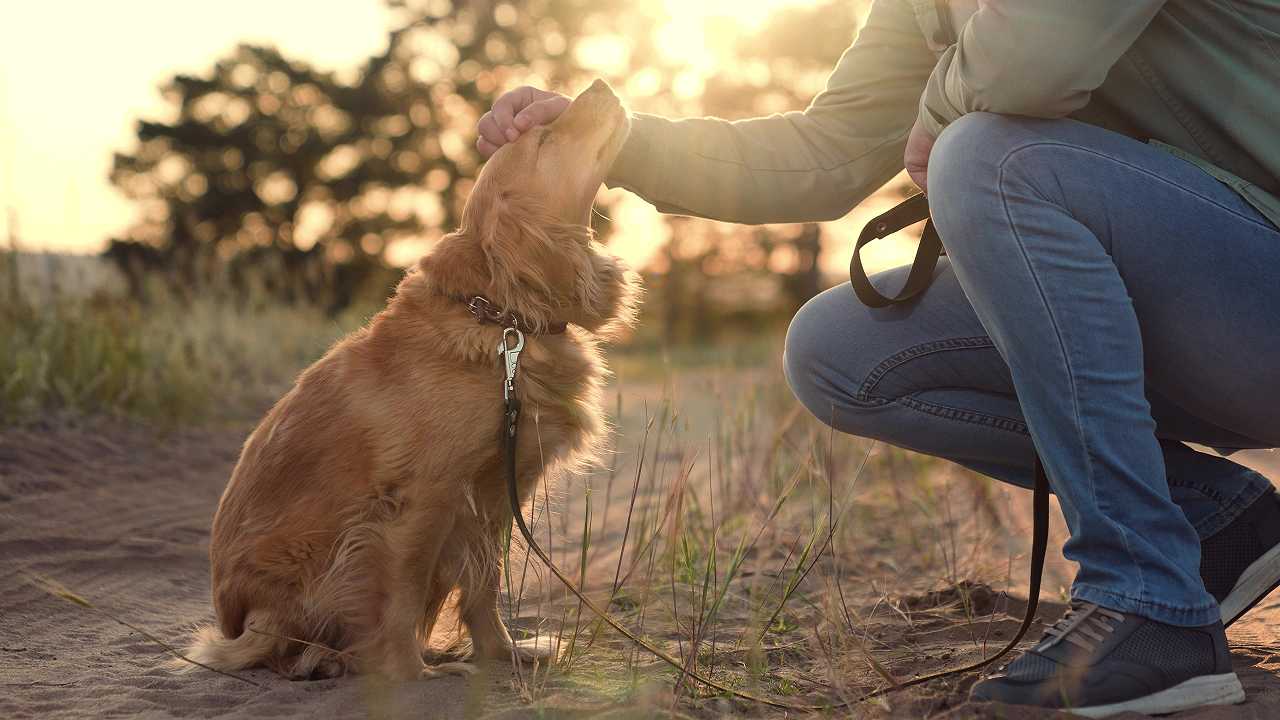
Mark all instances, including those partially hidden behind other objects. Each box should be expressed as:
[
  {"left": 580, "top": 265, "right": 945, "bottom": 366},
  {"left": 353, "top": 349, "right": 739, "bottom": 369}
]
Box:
[{"left": 652, "top": 0, "right": 821, "bottom": 70}]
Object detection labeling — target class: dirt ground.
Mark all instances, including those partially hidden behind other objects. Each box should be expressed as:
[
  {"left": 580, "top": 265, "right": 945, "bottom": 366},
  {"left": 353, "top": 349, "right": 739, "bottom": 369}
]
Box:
[{"left": 2, "top": 412, "right": 1279, "bottom": 719}]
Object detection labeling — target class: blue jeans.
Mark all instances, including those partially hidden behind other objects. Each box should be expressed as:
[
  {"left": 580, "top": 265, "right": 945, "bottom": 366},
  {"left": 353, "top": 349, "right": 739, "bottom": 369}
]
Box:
[{"left": 784, "top": 114, "right": 1280, "bottom": 627}]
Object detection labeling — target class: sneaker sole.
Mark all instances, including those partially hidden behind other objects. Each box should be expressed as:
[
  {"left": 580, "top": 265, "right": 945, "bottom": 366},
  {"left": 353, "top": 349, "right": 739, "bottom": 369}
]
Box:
[
  {"left": 1071, "top": 673, "right": 1245, "bottom": 718},
  {"left": 1220, "top": 540, "right": 1280, "bottom": 627}
]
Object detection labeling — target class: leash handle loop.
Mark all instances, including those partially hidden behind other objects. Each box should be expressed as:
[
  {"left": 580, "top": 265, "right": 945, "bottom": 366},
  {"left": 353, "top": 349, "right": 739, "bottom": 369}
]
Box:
[{"left": 849, "top": 192, "right": 944, "bottom": 308}]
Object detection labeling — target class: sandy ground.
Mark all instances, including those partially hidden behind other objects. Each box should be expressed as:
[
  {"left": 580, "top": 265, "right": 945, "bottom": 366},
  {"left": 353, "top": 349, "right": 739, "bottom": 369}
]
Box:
[{"left": 2, "top": 412, "right": 1279, "bottom": 719}]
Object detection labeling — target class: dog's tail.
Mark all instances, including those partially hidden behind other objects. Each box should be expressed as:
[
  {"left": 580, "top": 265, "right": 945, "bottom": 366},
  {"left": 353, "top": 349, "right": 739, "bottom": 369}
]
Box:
[{"left": 178, "top": 613, "right": 282, "bottom": 672}]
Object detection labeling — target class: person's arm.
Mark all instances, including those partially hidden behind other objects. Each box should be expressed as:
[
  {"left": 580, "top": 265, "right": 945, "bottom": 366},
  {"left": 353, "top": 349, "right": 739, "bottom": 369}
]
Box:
[
  {"left": 606, "top": 0, "right": 935, "bottom": 225},
  {"left": 917, "top": 1, "right": 1165, "bottom": 138}
]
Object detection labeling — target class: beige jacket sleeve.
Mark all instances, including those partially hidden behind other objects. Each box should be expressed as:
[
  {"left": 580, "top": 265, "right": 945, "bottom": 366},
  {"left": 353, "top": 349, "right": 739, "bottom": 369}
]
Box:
[
  {"left": 605, "top": 0, "right": 936, "bottom": 224},
  {"left": 917, "top": 0, "right": 1166, "bottom": 137}
]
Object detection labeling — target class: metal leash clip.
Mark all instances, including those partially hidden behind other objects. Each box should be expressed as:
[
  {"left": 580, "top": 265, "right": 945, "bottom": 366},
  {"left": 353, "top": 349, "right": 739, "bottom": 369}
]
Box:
[{"left": 498, "top": 326, "right": 525, "bottom": 403}]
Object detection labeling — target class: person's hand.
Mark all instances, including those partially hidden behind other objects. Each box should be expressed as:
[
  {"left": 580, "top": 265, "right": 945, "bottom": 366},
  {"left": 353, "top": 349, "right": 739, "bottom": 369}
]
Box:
[
  {"left": 904, "top": 117, "right": 937, "bottom": 191},
  {"left": 476, "top": 86, "right": 571, "bottom": 158}
]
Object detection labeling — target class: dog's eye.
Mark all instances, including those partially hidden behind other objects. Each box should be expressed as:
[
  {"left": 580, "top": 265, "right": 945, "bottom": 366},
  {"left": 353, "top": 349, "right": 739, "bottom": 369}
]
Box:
[{"left": 536, "top": 130, "right": 552, "bottom": 148}]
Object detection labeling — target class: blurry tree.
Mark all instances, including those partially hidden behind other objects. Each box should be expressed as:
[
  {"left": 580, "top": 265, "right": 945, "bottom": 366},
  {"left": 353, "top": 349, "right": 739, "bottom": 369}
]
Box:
[
  {"left": 109, "top": 0, "right": 642, "bottom": 309},
  {"left": 109, "top": 0, "right": 883, "bottom": 329}
]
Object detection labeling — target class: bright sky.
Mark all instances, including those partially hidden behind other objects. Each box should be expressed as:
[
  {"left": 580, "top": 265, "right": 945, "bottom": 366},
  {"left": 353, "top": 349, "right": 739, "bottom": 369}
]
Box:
[
  {"left": 0, "top": 1, "right": 393, "bottom": 255},
  {"left": 1, "top": 0, "right": 912, "bottom": 275}
]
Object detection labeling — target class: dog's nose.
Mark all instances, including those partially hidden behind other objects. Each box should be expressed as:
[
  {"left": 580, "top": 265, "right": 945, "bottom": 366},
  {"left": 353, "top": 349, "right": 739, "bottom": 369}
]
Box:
[{"left": 586, "top": 78, "right": 615, "bottom": 98}]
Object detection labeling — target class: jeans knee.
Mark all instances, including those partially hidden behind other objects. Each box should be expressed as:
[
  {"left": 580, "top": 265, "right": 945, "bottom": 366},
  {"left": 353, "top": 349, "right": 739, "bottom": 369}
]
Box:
[
  {"left": 785, "top": 283, "right": 900, "bottom": 429},
  {"left": 784, "top": 295, "right": 832, "bottom": 424},
  {"left": 927, "top": 113, "right": 1056, "bottom": 261},
  {"left": 927, "top": 113, "right": 1014, "bottom": 214},
  {"left": 784, "top": 289, "right": 858, "bottom": 428}
]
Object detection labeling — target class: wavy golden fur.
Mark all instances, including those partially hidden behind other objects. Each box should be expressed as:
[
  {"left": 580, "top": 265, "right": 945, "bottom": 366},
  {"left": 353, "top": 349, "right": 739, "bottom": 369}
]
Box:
[{"left": 184, "top": 80, "right": 639, "bottom": 680}]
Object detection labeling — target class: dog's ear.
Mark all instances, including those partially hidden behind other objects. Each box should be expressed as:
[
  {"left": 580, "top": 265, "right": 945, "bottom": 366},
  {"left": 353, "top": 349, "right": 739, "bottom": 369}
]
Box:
[
  {"left": 420, "top": 188, "right": 568, "bottom": 332},
  {"left": 494, "top": 214, "right": 641, "bottom": 338},
  {"left": 549, "top": 225, "right": 641, "bottom": 340},
  {"left": 424, "top": 186, "right": 640, "bottom": 336},
  {"left": 417, "top": 229, "right": 491, "bottom": 306},
  {"left": 474, "top": 195, "right": 575, "bottom": 333}
]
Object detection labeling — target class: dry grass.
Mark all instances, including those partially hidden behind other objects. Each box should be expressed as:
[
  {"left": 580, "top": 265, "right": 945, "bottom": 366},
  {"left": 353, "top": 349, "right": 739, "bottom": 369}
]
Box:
[
  {"left": 2, "top": 249, "right": 1056, "bottom": 718},
  {"left": 0, "top": 249, "right": 374, "bottom": 424},
  {"left": 483, "top": 362, "right": 1053, "bottom": 718}
]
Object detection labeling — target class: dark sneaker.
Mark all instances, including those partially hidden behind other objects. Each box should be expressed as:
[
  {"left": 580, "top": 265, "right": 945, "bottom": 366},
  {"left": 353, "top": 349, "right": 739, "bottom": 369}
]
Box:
[
  {"left": 1201, "top": 487, "right": 1280, "bottom": 627},
  {"left": 970, "top": 601, "right": 1244, "bottom": 717}
]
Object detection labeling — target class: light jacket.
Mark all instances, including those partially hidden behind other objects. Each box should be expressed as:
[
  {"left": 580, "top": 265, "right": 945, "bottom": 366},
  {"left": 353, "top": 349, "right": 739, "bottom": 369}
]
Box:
[{"left": 606, "top": 0, "right": 1280, "bottom": 230}]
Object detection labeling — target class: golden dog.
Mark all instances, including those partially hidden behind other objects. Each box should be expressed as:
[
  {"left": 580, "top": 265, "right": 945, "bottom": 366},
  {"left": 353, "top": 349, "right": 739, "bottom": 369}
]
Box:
[{"left": 185, "top": 79, "right": 639, "bottom": 680}]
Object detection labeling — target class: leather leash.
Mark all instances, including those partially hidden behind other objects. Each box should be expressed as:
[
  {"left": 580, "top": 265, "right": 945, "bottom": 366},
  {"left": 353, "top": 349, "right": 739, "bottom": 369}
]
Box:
[
  {"left": 497, "top": 191, "right": 1052, "bottom": 709},
  {"left": 845, "top": 190, "right": 1052, "bottom": 675}
]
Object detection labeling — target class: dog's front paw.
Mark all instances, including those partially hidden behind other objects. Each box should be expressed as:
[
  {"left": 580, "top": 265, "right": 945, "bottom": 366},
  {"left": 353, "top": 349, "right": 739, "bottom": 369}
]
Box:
[{"left": 510, "top": 636, "right": 558, "bottom": 663}]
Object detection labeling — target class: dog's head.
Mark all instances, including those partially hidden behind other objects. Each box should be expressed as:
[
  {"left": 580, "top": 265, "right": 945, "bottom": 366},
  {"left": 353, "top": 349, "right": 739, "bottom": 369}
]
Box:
[{"left": 422, "top": 79, "right": 639, "bottom": 337}]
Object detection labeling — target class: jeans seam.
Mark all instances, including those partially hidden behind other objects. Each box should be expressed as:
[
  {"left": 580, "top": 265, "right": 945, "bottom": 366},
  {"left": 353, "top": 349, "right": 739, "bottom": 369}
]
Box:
[
  {"left": 858, "top": 336, "right": 995, "bottom": 403},
  {"left": 858, "top": 336, "right": 1030, "bottom": 433},
  {"left": 1168, "top": 476, "right": 1269, "bottom": 538},
  {"left": 1072, "top": 583, "right": 1218, "bottom": 625},
  {"left": 995, "top": 143, "right": 1147, "bottom": 598},
  {"left": 1073, "top": 583, "right": 1217, "bottom": 613},
  {"left": 1000, "top": 140, "right": 1280, "bottom": 233},
  {"left": 896, "top": 394, "right": 1029, "bottom": 434},
  {"left": 1167, "top": 479, "right": 1233, "bottom": 506}
]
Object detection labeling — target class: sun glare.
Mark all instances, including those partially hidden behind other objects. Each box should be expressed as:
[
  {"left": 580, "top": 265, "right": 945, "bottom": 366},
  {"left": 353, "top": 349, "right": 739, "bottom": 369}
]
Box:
[{"left": 653, "top": 0, "right": 820, "bottom": 71}]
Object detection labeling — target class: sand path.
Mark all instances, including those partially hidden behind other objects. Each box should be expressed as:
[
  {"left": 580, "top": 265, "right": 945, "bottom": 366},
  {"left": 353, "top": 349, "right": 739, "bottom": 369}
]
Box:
[{"left": 2, "top": 415, "right": 1278, "bottom": 719}]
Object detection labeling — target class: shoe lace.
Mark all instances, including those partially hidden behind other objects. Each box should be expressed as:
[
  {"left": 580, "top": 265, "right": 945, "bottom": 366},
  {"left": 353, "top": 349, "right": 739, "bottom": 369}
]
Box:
[{"left": 1035, "top": 601, "right": 1126, "bottom": 653}]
